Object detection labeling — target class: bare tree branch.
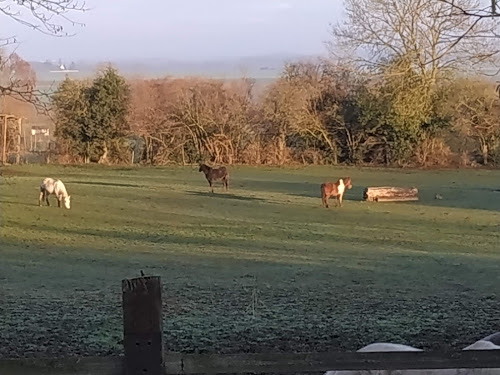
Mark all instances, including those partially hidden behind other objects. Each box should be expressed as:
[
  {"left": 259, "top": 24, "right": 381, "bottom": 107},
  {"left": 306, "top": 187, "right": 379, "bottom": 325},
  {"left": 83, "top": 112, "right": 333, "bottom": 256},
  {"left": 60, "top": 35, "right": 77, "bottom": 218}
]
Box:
[
  {"left": 1, "top": 1, "right": 88, "bottom": 112},
  {"left": 439, "top": 0, "right": 500, "bottom": 18},
  {"left": 1, "top": 0, "right": 88, "bottom": 42},
  {"left": 330, "top": 0, "right": 500, "bottom": 79}
]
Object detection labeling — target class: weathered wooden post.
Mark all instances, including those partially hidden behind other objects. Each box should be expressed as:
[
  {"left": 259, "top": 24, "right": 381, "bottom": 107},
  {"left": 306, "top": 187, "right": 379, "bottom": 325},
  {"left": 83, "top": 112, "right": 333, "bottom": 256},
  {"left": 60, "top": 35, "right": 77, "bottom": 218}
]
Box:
[
  {"left": 15, "top": 118, "right": 22, "bottom": 165},
  {"left": 122, "top": 276, "right": 164, "bottom": 375},
  {"left": 1, "top": 115, "right": 7, "bottom": 165}
]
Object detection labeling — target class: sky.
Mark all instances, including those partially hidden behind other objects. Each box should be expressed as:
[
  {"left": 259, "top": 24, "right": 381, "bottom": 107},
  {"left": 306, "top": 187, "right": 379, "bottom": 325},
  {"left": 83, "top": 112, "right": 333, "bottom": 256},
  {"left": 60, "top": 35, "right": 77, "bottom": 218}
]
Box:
[{"left": 3, "top": 0, "right": 345, "bottom": 62}]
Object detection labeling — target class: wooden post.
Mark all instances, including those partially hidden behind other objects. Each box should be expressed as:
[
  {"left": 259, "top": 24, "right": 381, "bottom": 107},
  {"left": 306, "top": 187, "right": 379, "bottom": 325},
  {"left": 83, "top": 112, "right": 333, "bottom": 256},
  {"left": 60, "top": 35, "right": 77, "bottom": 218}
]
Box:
[
  {"left": 22, "top": 121, "right": 27, "bottom": 153},
  {"left": 15, "top": 118, "right": 22, "bottom": 164},
  {"left": 1, "top": 115, "right": 7, "bottom": 165},
  {"left": 122, "top": 276, "right": 164, "bottom": 375}
]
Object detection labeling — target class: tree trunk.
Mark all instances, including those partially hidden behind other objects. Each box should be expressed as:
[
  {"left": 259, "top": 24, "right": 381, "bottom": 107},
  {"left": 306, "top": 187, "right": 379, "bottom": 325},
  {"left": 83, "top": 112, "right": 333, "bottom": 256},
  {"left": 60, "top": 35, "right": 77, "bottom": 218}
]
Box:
[
  {"left": 277, "top": 133, "right": 286, "bottom": 165},
  {"left": 482, "top": 144, "right": 488, "bottom": 165},
  {"left": 255, "top": 135, "right": 261, "bottom": 165},
  {"left": 364, "top": 186, "right": 419, "bottom": 202},
  {"left": 85, "top": 142, "right": 91, "bottom": 164},
  {"left": 98, "top": 141, "right": 108, "bottom": 164},
  {"left": 143, "top": 136, "right": 149, "bottom": 163}
]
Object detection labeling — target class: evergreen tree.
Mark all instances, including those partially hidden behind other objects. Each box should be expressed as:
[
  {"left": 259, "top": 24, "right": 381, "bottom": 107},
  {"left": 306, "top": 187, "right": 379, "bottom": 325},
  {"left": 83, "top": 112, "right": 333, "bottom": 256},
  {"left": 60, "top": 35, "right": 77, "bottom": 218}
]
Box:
[{"left": 52, "top": 67, "right": 130, "bottom": 163}]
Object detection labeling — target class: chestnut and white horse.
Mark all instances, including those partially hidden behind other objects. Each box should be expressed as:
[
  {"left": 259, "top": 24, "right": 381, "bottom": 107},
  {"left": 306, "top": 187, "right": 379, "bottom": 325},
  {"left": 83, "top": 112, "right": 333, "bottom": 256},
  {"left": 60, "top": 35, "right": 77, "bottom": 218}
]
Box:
[
  {"left": 321, "top": 177, "right": 353, "bottom": 208},
  {"left": 39, "top": 178, "right": 71, "bottom": 209}
]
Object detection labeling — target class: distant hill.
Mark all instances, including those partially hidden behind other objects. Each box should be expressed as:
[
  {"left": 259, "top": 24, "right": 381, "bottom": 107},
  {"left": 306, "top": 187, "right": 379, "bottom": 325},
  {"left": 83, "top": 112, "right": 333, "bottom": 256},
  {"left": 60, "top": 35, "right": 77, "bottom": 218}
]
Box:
[{"left": 32, "top": 53, "right": 326, "bottom": 87}]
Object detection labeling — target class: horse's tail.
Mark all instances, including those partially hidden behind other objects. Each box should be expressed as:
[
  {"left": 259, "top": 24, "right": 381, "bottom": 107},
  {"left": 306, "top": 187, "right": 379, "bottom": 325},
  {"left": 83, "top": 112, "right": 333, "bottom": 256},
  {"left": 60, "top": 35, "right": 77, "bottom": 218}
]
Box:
[
  {"left": 321, "top": 183, "right": 329, "bottom": 207},
  {"left": 320, "top": 183, "right": 326, "bottom": 197}
]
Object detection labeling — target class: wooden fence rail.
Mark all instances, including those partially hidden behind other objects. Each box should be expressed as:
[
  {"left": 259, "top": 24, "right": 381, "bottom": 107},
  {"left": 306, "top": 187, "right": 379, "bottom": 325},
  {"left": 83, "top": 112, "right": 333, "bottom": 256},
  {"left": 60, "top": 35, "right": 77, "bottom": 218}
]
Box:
[
  {"left": 1, "top": 275, "right": 499, "bottom": 374},
  {"left": 2, "top": 351, "right": 500, "bottom": 375}
]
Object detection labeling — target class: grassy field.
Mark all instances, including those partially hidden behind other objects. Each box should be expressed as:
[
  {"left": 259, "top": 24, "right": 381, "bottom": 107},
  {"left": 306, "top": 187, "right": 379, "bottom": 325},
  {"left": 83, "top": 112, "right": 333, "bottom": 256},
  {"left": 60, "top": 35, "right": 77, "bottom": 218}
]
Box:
[{"left": 0, "top": 164, "right": 499, "bottom": 358}]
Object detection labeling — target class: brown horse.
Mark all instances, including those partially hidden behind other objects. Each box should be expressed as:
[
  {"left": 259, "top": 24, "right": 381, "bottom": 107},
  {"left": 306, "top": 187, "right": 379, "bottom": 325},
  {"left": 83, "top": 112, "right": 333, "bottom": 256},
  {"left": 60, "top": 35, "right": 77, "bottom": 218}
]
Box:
[
  {"left": 321, "top": 177, "right": 352, "bottom": 208},
  {"left": 199, "top": 163, "right": 229, "bottom": 193}
]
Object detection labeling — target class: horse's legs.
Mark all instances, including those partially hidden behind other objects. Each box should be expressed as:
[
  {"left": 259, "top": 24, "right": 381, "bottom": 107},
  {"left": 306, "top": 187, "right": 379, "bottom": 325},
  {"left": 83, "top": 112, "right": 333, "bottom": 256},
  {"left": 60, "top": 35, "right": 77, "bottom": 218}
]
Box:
[
  {"left": 322, "top": 193, "right": 329, "bottom": 208},
  {"left": 338, "top": 193, "right": 343, "bottom": 207},
  {"left": 209, "top": 180, "right": 214, "bottom": 193},
  {"left": 333, "top": 195, "right": 339, "bottom": 207},
  {"left": 223, "top": 176, "right": 228, "bottom": 191},
  {"left": 45, "top": 193, "right": 50, "bottom": 207},
  {"left": 57, "top": 197, "right": 61, "bottom": 208},
  {"left": 39, "top": 191, "right": 44, "bottom": 206}
]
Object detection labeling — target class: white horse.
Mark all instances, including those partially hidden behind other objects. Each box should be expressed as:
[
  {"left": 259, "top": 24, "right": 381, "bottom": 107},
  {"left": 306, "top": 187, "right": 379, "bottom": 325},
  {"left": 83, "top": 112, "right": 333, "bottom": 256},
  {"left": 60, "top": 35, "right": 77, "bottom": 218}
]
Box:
[
  {"left": 39, "top": 178, "right": 71, "bottom": 209},
  {"left": 324, "top": 333, "right": 500, "bottom": 375}
]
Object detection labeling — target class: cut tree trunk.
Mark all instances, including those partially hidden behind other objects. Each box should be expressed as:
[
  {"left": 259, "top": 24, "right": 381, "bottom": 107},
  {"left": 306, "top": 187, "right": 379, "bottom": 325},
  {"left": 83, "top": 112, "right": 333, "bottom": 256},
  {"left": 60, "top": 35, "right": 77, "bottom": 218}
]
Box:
[
  {"left": 363, "top": 186, "right": 419, "bottom": 202},
  {"left": 98, "top": 142, "right": 108, "bottom": 164}
]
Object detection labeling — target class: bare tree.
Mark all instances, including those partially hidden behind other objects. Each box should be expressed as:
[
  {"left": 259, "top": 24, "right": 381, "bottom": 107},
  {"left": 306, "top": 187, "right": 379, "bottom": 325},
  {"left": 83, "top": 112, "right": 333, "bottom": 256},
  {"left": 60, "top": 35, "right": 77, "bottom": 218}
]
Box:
[
  {"left": 330, "top": 0, "right": 500, "bottom": 81},
  {"left": 0, "top": 52, "right": 37, "bottom": 101},
  {"left": 450, "top": 78, "right": 500, "bottom": 165},
  {"left": 128, "top": 79, "right": 177, "bottom": 164},
  {"left": 1, "top": 1, "right": 87, "bottom": 109},
  {"left": 175, "top": 79, "right": 255, "bottom": 165},
  {"left": 1, "top": 0, "right": 87, "bottom": 46}
]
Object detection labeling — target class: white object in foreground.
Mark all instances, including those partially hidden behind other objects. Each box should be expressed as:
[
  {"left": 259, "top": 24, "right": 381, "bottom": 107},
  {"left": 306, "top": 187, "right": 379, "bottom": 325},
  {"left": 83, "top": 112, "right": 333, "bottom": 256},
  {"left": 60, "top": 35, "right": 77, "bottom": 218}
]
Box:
[{"left": 325, "top": 334, "right": 500, "bottom": 375}]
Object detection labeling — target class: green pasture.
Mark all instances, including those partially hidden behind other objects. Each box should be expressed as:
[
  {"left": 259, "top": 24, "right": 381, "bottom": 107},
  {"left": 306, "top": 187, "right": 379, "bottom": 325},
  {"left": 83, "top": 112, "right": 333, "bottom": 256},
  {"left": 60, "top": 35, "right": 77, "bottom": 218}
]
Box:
[{"left": 0, "top": 165, "right": 499, "bottom": 358}]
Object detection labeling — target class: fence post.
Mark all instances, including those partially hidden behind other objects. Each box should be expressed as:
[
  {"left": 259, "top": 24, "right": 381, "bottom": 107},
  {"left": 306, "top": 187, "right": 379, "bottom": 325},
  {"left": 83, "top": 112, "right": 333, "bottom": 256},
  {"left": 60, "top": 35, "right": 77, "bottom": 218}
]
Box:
[
  {"left": 1, "top": 115, "right": 7, "bottom": 165},
  {"left": 122, "top": 275, "right": 164, "bottom": 375}
]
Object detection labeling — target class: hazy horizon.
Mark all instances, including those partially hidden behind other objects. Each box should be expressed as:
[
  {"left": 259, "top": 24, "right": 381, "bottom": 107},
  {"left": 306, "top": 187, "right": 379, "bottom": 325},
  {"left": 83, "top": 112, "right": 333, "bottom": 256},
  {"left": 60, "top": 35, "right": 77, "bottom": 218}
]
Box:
[{"left": 4, "top": 0, "right": 344, "bottom": 62}]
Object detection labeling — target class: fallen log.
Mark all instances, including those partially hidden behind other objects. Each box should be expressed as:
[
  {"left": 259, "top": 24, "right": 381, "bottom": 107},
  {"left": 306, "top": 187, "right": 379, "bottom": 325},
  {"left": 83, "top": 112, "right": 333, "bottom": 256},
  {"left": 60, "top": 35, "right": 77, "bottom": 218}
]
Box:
[{"left": 363, "top": 186, "right": 419, "bottom": 202}]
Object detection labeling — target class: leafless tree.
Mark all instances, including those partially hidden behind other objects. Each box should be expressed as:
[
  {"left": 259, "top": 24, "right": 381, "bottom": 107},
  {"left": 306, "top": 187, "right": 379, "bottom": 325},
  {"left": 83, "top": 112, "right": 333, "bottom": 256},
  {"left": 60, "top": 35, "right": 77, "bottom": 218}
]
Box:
[
  {"left": 1, "top": 1, "right": 87, "bottom": 110},
  {"left": 330, "top": 0, "right": 500, "bottom": 82},
  {"left": 1, "top": 0, "right": 87, "bottom": 46},
  {"left": 450, "top": 78, "right": 500, "bottom": 164}
]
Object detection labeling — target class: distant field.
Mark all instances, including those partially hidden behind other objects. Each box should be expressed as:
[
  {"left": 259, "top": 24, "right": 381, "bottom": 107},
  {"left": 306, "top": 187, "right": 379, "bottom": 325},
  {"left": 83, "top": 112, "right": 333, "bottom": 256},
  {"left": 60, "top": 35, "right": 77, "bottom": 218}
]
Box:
[{"left": 0, "top": 165, "right": 499, "bottom": 358}]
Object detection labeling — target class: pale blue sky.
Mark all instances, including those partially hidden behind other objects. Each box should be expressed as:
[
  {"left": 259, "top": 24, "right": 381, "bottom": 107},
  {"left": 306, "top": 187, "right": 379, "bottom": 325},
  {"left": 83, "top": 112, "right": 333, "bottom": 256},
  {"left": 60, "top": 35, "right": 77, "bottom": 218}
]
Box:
[{"left": 3, "top": 0, "right": 344, "bottom": 62}]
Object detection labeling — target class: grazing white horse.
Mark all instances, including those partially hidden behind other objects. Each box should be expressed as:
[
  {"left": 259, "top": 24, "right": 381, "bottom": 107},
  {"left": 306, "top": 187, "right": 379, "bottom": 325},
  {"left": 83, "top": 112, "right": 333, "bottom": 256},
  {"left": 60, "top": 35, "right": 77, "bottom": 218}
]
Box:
[
  {"left": 324, "top": 333, "right": 500, "bottom": 375},
  {"left": 39, "top": 178, "right": 71, "bottom": 209}
]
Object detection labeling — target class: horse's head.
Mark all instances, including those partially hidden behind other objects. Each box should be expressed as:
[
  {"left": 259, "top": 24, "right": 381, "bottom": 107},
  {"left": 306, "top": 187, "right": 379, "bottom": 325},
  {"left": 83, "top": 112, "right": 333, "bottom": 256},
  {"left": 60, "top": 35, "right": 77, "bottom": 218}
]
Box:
[
  {"left": 198, "top": 164, "right": 205, "bottom": 172},
  {"left": 343, "top": 177, "right": 353, "bottom": 190},
  {"left": 63, "top": 195, "right": 71, "bottom": 209}
]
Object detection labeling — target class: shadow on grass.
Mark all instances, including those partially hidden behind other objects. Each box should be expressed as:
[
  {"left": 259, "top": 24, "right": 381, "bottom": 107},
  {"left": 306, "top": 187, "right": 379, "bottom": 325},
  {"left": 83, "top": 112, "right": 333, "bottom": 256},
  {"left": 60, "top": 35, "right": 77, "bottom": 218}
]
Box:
[
  {"left": 288, "top": 182, "right": 500, "bottom": 211},
  {"left": 0, "top": 169, "right": 37, "bottom": 177},
  {"left": 287, "top": 185, "right": 366, "bottom": 202},
  {"left": 16, "top": 216, "right": 494, "bottom": 259},
  {"left": 2, "top": 235, "right": 500, "bottom": 357},
  {"left": 68, "top": 181, "right": 145, "bottom": 188},
  {"left": 0, "top": 199, "right": 40, "bottom": 207},
  {"left": 239, "top": 179, "right": 318, "bottom": 195},
  {"left": 186, "top": 190, "right": 266, "bottom": 202}
]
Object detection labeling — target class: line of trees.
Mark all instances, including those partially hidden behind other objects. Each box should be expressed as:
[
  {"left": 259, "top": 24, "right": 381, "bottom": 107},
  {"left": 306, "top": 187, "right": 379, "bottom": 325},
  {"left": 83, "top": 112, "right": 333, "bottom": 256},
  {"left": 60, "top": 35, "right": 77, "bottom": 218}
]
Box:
[
  {"left": 49, "top": 62, "right": 499, "bottom": 167},
  {"left": 47, "top": 0, "right": 500, "bottom": 167},
  {"left": 1, "top": 0, "right": 498, "bottom": 167}
]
